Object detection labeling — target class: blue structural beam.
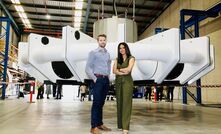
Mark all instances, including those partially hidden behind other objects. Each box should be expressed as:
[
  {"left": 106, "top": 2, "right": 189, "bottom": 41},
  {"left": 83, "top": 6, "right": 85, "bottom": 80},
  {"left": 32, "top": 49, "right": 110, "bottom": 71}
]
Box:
[
  {"left": 0, "top": 17, "right": 10, "bottom": 100},
  {"left": 183, "top": 3, "right": 221, "bottom": 28},
  {"left": 182, "top": 87, "right": 187, "bottom": 104},
  {"left": 180, "top": 10, "right": 188, "bottom": 104},
  {"left": 180, "top": 9, "right": 187, "bottom": 104},
  {"left": 179, "top": 2, "right": 221, "bottom": 104},
  {"left": 0, "top": 1, "right": 21, "bottom": 36},
  {"left": 181, "top": 9, "right": 218, "bottom": 16}
]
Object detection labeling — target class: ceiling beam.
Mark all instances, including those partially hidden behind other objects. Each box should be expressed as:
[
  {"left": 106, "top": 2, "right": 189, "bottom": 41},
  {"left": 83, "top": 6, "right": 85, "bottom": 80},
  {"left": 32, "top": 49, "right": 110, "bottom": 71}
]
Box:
[
  {"left": 14, "top": 17, "right": 94, "bottom": 24},
  {"left": 14, "top": 16, "right": 150, "bottom": 25},
  {"left": 4, "top": 0, "right": 164, "bottom": 11},
  {"left": 5, "top": 3, "right": 157, "bottom": 18},
  {"left": 91, "top": 0, "right": 164, "bottom": 10},
  {"left": 13, "top": 12, "right": 151, "bottom": 24},
  {"left": 17, "top": 22, "right": 94, "bottom": 29}
]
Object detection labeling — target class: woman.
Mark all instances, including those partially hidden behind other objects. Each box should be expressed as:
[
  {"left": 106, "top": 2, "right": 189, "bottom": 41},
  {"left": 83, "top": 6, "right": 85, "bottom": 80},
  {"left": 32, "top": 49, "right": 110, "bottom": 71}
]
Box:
[
  {"left": 36, "top": 83, "right": 44, "bottom": 99},
  {"left": 46, "top": 84, "right": 52, "bottom": 99},
  {"left": 113, "top": 42, "right": 135, "bottom": 134}
]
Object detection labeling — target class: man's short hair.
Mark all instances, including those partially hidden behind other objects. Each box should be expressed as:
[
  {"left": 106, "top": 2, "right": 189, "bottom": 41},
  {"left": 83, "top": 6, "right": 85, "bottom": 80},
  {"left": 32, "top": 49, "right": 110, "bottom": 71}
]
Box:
[{"left": 97, "top": 34, "right": 107, "bottom": 41}]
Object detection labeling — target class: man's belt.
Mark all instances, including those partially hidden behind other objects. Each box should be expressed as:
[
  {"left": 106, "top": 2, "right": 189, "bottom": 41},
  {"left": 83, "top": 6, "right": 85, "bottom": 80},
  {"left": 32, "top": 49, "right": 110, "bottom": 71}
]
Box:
[{"left": 94, "top": 74, "right": 108, "bottom": 78}]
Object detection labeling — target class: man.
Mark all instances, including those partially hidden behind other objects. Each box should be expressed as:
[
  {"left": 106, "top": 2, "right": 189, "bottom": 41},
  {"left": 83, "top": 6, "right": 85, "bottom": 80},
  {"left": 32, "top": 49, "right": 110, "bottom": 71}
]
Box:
[
  {"left": 56, "top": 83, "right": 62, "bottom": 99},
  {"left": 36, "top": 83, "right": 44, "bottom": 99},
  {"left": 144, "top": 86, "right": 152, "bottom": 101},
  {"left": 86, "top": 34, "right": 112, "bottom": 134},
  {"left": 167, "top": 86, "right": 175, "bottom": 102},
  {"left": 80, "top": 84, "right": 87, "bottom": 101},
  {"left": 52, "top": 83, "right": 57, "bottom": 97}
]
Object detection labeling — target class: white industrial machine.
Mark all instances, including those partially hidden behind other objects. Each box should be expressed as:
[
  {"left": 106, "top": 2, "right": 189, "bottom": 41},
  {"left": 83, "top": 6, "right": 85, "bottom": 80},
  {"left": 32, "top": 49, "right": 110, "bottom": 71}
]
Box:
[{"left": 18, "top": 17, "right": 214, "bottom": 85}]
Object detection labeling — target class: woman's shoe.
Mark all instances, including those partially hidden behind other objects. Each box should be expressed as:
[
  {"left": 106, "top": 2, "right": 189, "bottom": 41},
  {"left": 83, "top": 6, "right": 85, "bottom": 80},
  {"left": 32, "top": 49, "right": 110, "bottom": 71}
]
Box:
[{"left": 123, "top": 130, "right": 129, "bottom": 134}]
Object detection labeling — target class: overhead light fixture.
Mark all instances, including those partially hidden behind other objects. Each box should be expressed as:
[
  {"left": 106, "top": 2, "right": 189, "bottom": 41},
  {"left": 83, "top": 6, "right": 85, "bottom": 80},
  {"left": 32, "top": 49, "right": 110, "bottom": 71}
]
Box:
[
  {"left": 21, "top": 18, "right": 30, "bottom": 24},
  {"left": 14, "top": 5, "right": 24, "bottom": 12},
  {"left": 27, "top": 24, "right": 32, "bottom": 29},
  {"left": 18, "top": 12, "right": 28, "bottom": 19},
  {"left": 11, "top": 0, "right": 20, "bottom": 4},
  {"left": 24, "top": 24, "right": 32, "bottom": 29},
  {"left": 21, "top": 19, "right": 26, "bottom": 24},
  {"left": 74, "top": 17, "right": 81, "bottom": 22},
  {"left": 19, "top": 12, "right": 31, "bottom": 28},
  {"left": 18, "top": 13, "right": 23, "bottom": 18},
  {"left": 46, "top": 14, "right": 51, "bottom": 19},
  {"left": 12, "top": 0, "right": 32, "bottom": 29},
  {"left": 21, "top": 13, "right": 28, "bottom": 18},
  {"left": 74, "top": 10, "right": 82, "bottom": 17},
  {"left": 74, "top": 22, "right": 81, "bottom": 28},
  {"left": 24, "top": 19, "right": 31, "bottom": 24},
  {"left": 75, "top": 1, "right": 83, "bottom": 10}
]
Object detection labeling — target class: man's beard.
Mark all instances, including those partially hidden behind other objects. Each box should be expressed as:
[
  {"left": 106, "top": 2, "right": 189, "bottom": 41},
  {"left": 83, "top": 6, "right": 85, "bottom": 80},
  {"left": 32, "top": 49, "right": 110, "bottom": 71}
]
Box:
[{"left": 100, "top": 43, "right": 106, "bottom": 47}]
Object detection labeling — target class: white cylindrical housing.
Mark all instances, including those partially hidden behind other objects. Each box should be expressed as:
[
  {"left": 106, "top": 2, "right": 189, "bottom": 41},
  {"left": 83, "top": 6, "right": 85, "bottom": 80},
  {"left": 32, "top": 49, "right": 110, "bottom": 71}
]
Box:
[{"left": 93, "top": 16, "right": 137, "bottom": 43}]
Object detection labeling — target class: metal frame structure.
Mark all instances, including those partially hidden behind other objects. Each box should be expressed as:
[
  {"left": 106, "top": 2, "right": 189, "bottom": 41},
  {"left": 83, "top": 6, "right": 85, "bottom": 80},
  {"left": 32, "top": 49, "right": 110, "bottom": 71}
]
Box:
[
  {"left": 2, "top": 0, "right": 174, "bottom": 36},
  {"left": 0, "top": 1, "right": 20, "bottom": 36},
  {"left": 180, "top": 3, "right": 221, "bottom": 104},
  {"left": 0, "top": 17, "right": 10, "bottom": 100}
]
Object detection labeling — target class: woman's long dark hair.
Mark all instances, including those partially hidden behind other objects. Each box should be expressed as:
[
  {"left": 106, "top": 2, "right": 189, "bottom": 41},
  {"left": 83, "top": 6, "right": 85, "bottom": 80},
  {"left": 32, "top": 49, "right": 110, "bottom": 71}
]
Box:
[{"left": 117, "top": 42, "right": 131, "bottom": 64}]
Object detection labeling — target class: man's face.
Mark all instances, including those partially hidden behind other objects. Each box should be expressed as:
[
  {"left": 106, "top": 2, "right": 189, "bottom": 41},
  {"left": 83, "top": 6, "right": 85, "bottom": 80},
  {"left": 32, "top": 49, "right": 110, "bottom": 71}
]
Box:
[{"left": 97, "top": 36, "right": 106, "bottom": 48}]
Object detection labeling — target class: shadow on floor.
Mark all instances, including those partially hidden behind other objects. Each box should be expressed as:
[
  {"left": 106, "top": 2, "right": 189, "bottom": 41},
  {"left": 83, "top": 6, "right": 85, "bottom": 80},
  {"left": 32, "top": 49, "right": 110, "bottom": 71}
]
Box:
[{"left": 201, "top": 104, "right": 221, "bottom": 108}]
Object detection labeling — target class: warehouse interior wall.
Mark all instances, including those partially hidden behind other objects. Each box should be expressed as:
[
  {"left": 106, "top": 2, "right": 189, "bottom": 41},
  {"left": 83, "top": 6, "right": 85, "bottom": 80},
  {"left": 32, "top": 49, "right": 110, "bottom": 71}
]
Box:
[
  {"left": 139, "top": 0, "right": 221, "bottom": 103},
  {"left": 139, "top": 0, "right": 221, "bottom": 38},
  {"left": 201, "top": 29, "right": 221, "bottom": 103},
  {"left": 21, "top": 33, "right": 29, "bottom": 42}
]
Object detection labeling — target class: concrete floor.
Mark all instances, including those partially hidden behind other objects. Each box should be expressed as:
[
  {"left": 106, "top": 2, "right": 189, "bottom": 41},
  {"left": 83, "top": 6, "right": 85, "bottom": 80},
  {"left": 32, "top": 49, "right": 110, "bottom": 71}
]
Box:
[{"left": 0, "top": 97, "right": 221, "bottom": 134}]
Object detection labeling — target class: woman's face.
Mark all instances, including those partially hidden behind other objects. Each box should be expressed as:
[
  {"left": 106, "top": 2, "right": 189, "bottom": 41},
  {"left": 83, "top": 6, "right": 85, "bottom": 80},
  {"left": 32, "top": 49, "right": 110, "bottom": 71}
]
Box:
[{"left": 119, "top": 44, "right": 126, "bottom": 55}]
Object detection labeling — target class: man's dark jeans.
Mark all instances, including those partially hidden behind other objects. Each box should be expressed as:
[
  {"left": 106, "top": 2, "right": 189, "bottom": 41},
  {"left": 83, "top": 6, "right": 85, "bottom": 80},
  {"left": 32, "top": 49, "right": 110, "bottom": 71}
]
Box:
[{"left": 91, "top": 77, "right": 109, "bottom": 128}]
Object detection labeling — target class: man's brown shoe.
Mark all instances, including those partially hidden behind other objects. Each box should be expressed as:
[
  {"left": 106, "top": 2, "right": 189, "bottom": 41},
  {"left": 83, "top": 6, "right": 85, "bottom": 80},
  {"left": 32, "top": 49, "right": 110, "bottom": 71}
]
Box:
[
  {"left": 90, "top": 127, "right": 101, "bottom": 134},
  {"left": 97, "top": 125, "right": 112, "bottom": 131}
]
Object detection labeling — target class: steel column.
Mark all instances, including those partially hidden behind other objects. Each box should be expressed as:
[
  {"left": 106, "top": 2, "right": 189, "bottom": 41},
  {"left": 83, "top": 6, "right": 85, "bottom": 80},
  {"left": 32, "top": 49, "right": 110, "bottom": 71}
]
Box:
[
  {"left": 180, "top": 10, "right": 187, "bottom": 104},
  {"left": 1, "top": 18, "right": 10, "bottom": 99}
]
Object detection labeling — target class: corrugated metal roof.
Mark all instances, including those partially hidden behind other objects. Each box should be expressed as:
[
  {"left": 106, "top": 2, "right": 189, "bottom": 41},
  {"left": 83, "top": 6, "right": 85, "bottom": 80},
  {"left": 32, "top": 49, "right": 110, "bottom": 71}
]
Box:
[{"left": 3, "top": 0, "right": 175, "bottom": 36}]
